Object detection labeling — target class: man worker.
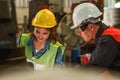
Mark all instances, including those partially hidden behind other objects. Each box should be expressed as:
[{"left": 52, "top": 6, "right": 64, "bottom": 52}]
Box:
[{"left": 71, "top": 2, "right": 120, "bottom": 71}]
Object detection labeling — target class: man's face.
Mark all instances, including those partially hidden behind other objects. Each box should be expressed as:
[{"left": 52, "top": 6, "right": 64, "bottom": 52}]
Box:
[{"left": 76, "top": 23, "right": 95, "bottom": 42}]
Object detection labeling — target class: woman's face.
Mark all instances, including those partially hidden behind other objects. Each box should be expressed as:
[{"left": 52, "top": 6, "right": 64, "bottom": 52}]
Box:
[{"left": 34, "top": 27, "right": 50, "bottom": 42}]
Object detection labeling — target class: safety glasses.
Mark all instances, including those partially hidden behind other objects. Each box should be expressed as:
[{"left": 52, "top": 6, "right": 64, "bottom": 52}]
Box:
[{"left": 78, "top": 22, "right": 89, "bottom": 31}]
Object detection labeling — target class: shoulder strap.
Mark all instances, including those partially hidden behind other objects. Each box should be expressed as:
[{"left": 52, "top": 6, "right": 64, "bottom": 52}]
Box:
[
  {"left": 20, "top": 33, "right": 31, "bottom": 45},
  {"left": 50, "top": 41, "right": 65, "bottom": 56}
]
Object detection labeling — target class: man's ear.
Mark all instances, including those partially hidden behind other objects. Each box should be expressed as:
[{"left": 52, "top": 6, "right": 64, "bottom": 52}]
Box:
[{"left": 88, "top": 23, "right": 94, "bottom": 31}]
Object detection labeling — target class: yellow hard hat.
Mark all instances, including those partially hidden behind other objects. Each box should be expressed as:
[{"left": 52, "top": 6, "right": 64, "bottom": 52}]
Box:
[{"left": 32, "top": 9, "right": 57, "bottom": 28}]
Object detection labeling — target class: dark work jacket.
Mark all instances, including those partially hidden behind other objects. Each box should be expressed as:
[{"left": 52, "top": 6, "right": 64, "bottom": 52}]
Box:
[{"left": 89, "top": 23, "right": 120, "bottom": 71}]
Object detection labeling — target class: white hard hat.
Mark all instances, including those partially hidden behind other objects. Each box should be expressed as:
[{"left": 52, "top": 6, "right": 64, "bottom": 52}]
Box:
[{"left": 71, "top": 2, "right": 102, "bottom": 29}]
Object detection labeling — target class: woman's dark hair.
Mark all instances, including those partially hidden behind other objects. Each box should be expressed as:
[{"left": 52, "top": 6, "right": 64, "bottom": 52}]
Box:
[
  {"left": 49, "top": 27, "right": 59, "bottom": 43},
  {"left": 30, "top": 26, "right": 59, "bottom": 43}
]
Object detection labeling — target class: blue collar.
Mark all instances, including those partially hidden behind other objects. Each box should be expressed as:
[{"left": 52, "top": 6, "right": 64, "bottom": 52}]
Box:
[
  {"left": 28, "top": 37, "right": 50, "bottom": 58},
  {"left": 28, "top": 37, "right": 50, "bottom": 50}
]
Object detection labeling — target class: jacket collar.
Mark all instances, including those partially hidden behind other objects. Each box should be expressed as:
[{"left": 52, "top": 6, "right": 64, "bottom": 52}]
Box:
[{"left": 95, "top": 23, "right": 109, "bottom": 42}]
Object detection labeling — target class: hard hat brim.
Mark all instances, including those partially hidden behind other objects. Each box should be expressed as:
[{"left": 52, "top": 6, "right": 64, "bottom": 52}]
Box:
[{"left": 70, "top": 25, "right": 77, "bottom": 29}]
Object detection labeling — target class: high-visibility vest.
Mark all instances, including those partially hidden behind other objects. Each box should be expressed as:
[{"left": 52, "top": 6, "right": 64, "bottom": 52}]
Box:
[{"left": 20, "top": 33, "right": 65, "bottom": 70}]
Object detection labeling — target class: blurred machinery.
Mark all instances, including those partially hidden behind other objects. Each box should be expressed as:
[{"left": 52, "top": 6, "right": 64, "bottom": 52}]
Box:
[
  {"left": 28, "top": 0, "right": 104, "bottom": 31},
  {"left": 0, "top": 0, "right": 25, "bottom": 62},
  {"left": 103, "top": 7, "right": 120, "bottom": 29},
  {"left": 0, "top": 0, "right": 17, "bottom": 49}
]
